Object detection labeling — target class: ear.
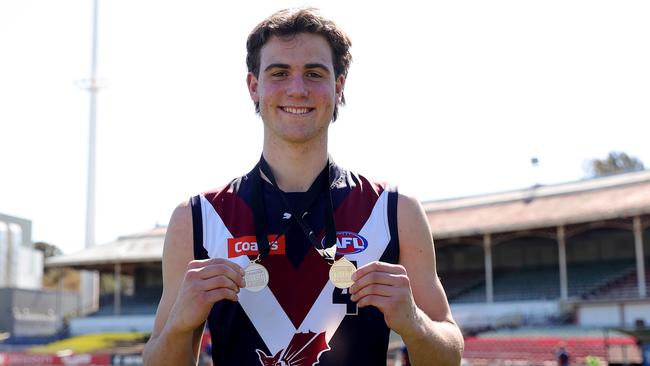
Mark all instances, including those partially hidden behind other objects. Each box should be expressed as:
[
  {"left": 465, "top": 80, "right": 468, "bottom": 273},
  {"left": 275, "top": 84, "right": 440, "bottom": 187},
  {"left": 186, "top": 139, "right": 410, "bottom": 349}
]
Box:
[
  {"left": 273, "top": 349, "right": 283, "bottom": 361},
  {"left": 247, "top": 72, "right": 260, "bottom": 103},
  {"left": 335, "top": 74, "right": 346, "bottom": 102},
  {"left": 256, "top": 349, "right": 270, "bottom": 362}
]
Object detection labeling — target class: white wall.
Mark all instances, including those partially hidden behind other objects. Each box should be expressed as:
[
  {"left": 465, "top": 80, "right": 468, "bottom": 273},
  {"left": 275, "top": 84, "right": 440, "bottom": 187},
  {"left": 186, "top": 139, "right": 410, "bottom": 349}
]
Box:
[
  {"left": 70, "top": 315, "right": 155, "bottom": 335},
  {"left": 0, "top": 221, "right": 43, "bottom": 289},
  {"left": 624, "top": 303, "right": 650, "bottom": 326},
  {"left": 451, "top": 300, "right": 561, "bottom": 328},
  {"left": 577, "top": 304, "right": 621, "bottom": 327},
  {"left": 16, "top": 246, "right": 43, "bottom": 289},
  {"left": 577, "top": 302, "right": 650, "bottom": 327},
  {"left": 0, "top": 221, "right": 7, "bottom": 285}
]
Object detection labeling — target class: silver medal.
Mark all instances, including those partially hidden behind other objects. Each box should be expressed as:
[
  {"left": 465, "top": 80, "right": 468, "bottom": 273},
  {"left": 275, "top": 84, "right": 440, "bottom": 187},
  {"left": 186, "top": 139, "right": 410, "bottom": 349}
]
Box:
[{"left": 243, "top": 262, "right": 269, "bottom": 292}]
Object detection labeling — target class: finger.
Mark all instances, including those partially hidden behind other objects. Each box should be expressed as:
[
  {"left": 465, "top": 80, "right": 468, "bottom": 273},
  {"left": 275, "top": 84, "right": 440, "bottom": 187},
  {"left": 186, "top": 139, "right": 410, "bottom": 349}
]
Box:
[
  {"left": 349, "top": 272, "right": 408, "bottom": 295},
  {"left": 351, "top": 261, "right": 406, "bottom": 281},
  {"left": 188, "top": 258, "right": 223, "bottom": 269},
  {"left": 356, "top": 294, "right": 391, "bottom": 309},
  {"left": 199, "top": 275, "right": 241, "bottom": 293},
  {"left": 188, "top": 258, "right": 246, "bottom": 276},
  {"left": 350, "top": 283, "right": 397, "bottom": 302},
  {"left": 203, "top": 287, "right": 239, "bottom": 303},
  {"left": 196, "top": 263, "right": 245, "bottom": 287},
  {"left": 196, "top": 263, "right": 243, "bottom": 280}
]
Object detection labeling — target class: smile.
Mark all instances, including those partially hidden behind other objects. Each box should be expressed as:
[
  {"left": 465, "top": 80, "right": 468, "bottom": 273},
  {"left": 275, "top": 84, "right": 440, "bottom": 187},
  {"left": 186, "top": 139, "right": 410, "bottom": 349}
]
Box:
[{"left": 280, "top": 106, "right": 314, "bottom": 115}]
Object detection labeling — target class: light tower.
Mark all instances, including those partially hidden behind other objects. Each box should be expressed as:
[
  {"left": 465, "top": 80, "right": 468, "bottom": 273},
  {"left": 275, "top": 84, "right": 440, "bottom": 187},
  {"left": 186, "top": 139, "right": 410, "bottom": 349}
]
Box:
[{"left": 80, "top": 0, "right": 101, "bottom": 314}]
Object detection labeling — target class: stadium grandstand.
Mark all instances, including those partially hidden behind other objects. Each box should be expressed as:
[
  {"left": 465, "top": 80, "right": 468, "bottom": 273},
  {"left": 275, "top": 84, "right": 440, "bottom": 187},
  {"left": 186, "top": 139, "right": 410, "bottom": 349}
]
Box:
[
  {"left": 18, "top": 169, "right": 650, "bottom": 365},
  {"left": 428, "top": 169, "right": 650, "bottom": 365},
  {"left": 45, "top": 227, "right": 165, "bottom": 335}
]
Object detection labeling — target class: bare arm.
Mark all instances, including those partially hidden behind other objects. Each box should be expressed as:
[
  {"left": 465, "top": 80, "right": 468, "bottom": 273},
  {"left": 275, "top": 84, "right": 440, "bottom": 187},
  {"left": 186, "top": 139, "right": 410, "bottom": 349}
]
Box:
[
  {"left": 394, "top": 194, "right": 463, "bottom": 365},
  {"left": 143, "top": 201, "right": 198, "bottom": 365},
  {"left": 350, "top": 193, "right": 463, "bottom": 366},
  {"left": 142, "top": 201, "right": 245, "bottom": 366}
]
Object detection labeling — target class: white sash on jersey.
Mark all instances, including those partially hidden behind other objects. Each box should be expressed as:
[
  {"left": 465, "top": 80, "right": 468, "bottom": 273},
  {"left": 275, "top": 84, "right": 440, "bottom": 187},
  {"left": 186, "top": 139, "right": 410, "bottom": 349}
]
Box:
[{"left": 199, "top": 190, "right": 391, "bottom": 354}]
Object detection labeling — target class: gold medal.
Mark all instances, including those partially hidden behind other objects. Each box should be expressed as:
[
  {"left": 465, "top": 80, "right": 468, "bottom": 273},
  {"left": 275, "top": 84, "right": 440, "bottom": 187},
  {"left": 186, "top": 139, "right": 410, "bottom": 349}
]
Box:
[
  {"left": 329, "top": 257, "right": 356, "bottom": 289},
  {"left": 243, "top": 262, "right": 269, "bottom": 292}
]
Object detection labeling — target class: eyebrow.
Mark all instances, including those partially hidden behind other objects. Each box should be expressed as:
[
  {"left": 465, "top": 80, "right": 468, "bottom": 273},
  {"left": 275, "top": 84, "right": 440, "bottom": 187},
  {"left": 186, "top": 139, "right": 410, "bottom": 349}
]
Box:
[{"left": 263, "top": 63, "right": 332, "bottom": 73}]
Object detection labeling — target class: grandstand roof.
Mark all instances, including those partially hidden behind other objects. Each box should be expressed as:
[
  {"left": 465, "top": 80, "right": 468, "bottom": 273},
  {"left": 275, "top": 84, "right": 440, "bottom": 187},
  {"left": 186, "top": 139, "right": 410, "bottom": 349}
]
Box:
[
  {"left": 424, "top": 169, "right": 650, "bottom": 239},
  {"left": 47, "top": 170, "right": 650, "bottom": 268},
  {"left": 45, "top": 227, "right": 165, "bottom": 269}
]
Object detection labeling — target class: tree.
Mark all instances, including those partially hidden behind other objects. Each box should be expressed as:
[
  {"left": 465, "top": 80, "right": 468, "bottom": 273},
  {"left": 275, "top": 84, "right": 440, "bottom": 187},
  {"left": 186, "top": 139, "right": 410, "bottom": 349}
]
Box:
[
  {"left": 33, "top": 241, "right": 63, "bottom": 258},
  {"left": 586, "top": 151, "right": 645, "bottom": 177},
  {"left": 33, "top": 242, "right": 80, "bottom": 291}
]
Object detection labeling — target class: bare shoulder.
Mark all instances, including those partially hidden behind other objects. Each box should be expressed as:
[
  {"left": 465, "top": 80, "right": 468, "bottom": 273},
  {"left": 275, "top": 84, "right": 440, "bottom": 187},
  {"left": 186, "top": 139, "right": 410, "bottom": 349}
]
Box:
[
  {"left": 151, "top": 200, "right": 194, "bottom": 337},
  {"left": 396, "top": 192, "right": 454, "bottom": 323},
  {"left": 161, "top": 199, "right": 194, "bottom": 289},
  {"left": 164, "top": 200, "right": 193, "bottom": 256},
  {"left": 396, "top": 192, "right": 433, "bottom": 255}
]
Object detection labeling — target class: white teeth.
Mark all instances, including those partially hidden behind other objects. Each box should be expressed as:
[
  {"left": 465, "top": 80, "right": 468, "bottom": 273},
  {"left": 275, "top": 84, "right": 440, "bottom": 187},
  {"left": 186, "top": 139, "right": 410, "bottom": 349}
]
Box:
[{"left": 282, "top": 107, "right": 311, "bottom": 115}]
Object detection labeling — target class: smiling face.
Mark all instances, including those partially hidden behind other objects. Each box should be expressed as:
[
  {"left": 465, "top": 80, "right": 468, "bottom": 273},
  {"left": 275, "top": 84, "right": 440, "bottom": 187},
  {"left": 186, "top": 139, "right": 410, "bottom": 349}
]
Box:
[{"left": 247, "top": 33, "right": 345, "bottom": 146}]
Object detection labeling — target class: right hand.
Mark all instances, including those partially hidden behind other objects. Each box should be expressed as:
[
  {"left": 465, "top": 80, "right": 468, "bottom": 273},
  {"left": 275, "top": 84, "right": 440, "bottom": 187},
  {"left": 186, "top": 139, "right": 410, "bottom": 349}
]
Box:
[{"left": 166, "top": 258, "right": 245, "bottom": 334}]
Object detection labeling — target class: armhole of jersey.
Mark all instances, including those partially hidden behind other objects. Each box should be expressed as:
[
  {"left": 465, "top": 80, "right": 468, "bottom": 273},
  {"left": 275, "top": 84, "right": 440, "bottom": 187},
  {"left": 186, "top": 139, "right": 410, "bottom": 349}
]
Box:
[
  {"left": 387, "top": 189, "right": 400, "bottom": 263},
  {"left": 191, "top": 195, "right": 208, "bottom": 260}
]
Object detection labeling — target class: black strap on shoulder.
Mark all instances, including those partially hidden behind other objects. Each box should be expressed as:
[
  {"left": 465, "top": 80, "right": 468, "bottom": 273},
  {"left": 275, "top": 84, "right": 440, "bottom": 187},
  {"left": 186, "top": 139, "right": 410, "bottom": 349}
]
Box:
[
  {"left": 190, "top": 195, "right": 208, "bottom": 260},
  {"left": 387, "top": 188, "right": 400, "bottom": 263}
]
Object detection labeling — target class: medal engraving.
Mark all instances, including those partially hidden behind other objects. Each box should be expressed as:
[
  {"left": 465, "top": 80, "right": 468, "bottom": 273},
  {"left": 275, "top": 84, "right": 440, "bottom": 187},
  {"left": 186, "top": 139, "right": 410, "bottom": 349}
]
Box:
[
  {"left": 329, "top": 257, "right": 356, "bottom": 289},
  {"left": 243, "top": 263, "right": 269, "bottom": 292}
]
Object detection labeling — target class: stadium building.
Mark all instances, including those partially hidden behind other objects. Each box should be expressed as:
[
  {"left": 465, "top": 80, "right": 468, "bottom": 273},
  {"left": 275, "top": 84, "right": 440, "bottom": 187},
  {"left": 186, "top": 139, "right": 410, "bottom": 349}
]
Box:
[
  {"left": 431, "top": 170, "right": 649, "bottom": 326},
  {"left": 0, "top": 213, "right": 78, "bottom": 344},
  {"left": 45, "top": 227, "right": 165, "bottom": 335},
  {"left": 0, "top": 213, "right": 40, "bottom": 289},
  {"left": 429, "top": 170, "right": 650, "bottom": 365},
  {"left": 40, "top": 170, "right": 650, "bottom": 365}
]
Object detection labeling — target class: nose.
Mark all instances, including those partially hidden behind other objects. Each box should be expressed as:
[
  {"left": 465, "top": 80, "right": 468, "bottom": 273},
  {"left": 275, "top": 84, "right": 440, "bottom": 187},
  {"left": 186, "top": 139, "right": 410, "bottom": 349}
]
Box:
[{"left": 286, "top": 76, "right": 308, "bottom": 98}]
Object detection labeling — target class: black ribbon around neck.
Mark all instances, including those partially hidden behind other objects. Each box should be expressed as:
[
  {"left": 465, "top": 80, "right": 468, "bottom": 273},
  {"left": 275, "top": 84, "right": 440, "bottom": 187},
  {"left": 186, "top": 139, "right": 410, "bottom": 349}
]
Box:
[{"left": 251, "top": 155, "right": 337, "bottom": 263}]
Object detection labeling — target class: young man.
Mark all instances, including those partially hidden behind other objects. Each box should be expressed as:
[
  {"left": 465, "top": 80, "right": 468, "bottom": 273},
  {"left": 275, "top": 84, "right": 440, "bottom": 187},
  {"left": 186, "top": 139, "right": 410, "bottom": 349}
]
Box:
[{"left": 143, "top": 8, "right": 463, "bottom": 366}]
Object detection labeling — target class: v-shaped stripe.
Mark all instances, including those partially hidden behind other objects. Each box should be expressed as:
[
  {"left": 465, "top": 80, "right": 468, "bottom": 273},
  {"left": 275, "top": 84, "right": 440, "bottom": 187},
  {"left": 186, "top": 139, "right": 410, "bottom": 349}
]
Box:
[{"left": 200, "top": 186, "right": 391, "bottom": 355}]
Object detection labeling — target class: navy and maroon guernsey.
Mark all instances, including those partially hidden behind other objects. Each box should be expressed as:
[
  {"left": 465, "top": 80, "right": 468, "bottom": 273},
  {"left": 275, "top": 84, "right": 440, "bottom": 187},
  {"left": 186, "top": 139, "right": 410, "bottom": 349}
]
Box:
[{"left": 191, "top": 162, "right": 399, "bottom": 365}]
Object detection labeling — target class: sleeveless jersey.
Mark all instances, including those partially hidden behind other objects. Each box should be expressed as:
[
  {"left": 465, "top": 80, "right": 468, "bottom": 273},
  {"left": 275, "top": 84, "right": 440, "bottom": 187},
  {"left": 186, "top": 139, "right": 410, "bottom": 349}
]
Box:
[{"left": 191, "top": 162, "right": 399, "bottom": 365}]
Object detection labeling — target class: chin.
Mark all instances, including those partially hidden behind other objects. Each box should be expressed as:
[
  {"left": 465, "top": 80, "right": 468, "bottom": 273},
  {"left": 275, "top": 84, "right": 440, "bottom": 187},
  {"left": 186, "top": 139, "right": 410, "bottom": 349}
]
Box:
[{"left": 276, "top": 128, "right": 327, "bottom": 144}]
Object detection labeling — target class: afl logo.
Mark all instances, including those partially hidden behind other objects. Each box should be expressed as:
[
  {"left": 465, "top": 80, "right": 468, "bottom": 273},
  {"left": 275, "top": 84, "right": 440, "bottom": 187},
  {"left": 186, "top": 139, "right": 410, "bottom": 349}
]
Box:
[{"left": 324, "top": 232, "right": 368, "bottom": 254}]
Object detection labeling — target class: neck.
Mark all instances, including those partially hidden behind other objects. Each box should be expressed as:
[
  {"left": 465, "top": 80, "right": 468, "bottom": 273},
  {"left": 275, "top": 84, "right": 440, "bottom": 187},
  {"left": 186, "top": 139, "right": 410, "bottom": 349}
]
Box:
[{"left": 262, "top": 138, "right": 328, "bottom": 193}]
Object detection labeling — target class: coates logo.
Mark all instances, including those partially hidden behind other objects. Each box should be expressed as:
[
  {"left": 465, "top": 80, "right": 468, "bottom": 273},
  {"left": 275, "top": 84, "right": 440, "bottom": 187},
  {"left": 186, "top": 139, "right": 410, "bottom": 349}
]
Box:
[
  {"left": 324, "top": 232, "right": 368, "bottom": 254},
  {"left": 227, "top": 235, "right": 286, "bottom": 258},
  {"left": 256, "top": 331, "right": 329, "bottom": 366}
]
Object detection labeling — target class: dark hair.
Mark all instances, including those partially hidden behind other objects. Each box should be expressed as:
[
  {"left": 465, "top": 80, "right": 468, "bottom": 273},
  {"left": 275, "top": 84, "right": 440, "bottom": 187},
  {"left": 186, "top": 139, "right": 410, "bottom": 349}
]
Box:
[{"left": 246, "top": 8, "right": 352, "bottom": 121}]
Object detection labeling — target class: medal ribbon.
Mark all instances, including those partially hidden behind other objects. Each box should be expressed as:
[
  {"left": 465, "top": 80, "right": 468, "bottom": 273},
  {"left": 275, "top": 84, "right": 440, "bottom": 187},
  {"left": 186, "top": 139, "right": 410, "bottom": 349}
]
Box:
[{"left": 251, "top": 155, "right": 337, "bottom": 263}]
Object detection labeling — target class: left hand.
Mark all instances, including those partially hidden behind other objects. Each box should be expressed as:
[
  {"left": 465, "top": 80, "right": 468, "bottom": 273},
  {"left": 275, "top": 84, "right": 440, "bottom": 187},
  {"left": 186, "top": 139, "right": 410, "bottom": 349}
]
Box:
[{"left": 349, "top": 261, "right": 419, "bottom": 335}]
